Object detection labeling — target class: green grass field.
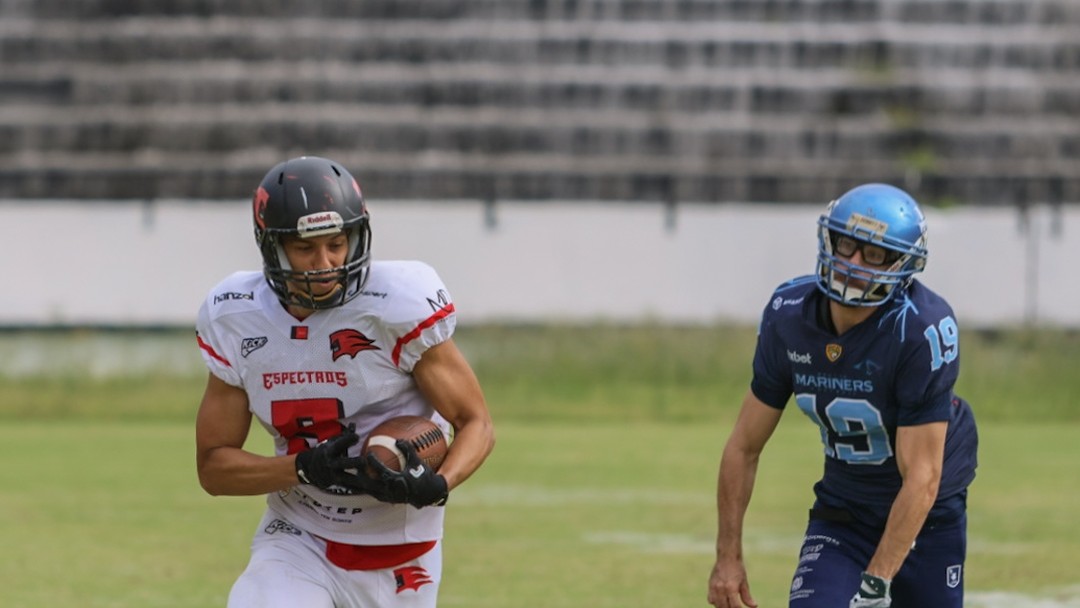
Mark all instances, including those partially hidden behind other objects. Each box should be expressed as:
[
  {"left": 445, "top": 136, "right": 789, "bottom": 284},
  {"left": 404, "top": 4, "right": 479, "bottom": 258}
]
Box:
[{"left": 0, "top": 325, "right": 1077, "bottom": 607}]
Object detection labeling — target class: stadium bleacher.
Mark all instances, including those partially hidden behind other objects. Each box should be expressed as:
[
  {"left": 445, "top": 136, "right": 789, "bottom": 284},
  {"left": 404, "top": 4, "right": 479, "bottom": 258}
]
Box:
[{"left": 1, "top": 0, "right": 1077, "bottom": 204}]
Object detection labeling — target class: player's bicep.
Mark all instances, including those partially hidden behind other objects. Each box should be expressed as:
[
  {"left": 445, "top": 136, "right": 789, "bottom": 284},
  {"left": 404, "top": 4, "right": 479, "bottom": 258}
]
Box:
[
  {"left": 412, "top": 339, "right": 488, "bottom": 430},
  {"left": 727, "top": 390, "right": 784, "bottom": 456},
  {"left": 195, "top": 372, "right": 253, "bottom": 462}
]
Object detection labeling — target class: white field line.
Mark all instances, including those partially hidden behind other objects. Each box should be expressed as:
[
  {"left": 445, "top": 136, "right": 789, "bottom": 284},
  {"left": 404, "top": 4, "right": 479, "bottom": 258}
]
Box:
[
  {"left": 967, "top": 589, "right": 1080, "bottom": 608},
  {"left": 451, "top": 484, "right": 709, "bottom": 507},
  {"left": 583, "top": 531, "right": 1080, "bottom": 607}
]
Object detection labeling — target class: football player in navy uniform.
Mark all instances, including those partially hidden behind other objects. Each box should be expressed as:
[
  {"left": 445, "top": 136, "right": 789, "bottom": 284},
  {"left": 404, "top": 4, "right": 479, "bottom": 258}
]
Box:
[
  {"left": 195, "top": 156, "right": 495, "bottom": 607},
  {"left": 707, "top": 184, "right": 977, "bottom": 608}
]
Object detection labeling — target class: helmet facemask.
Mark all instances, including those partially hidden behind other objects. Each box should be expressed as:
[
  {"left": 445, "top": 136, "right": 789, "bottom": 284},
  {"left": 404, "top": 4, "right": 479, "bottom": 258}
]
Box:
[
  {"left": 817, "top": 227, "right": 924, "bottom": 306},
  {"left": 260, "top": 218, "right": 371, "bottom": 311},
  {"left": 814, "top": 184, "right": 929, "bottom": 307}
]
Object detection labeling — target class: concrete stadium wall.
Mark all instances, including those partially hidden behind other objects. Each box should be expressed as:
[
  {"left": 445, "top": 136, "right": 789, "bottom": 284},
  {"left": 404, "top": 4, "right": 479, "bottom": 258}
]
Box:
[{"left": 3, "top": 200, "right": 1076, "bottom": 328}]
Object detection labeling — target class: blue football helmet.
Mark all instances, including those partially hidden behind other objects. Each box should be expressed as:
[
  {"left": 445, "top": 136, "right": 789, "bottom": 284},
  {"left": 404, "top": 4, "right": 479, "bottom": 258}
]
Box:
[{"left": 816, "top": 183, "right": 928, "bottom": 306}]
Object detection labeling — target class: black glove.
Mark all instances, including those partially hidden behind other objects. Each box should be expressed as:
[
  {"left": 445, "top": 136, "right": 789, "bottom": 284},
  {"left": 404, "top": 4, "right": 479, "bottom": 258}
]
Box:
[
  {"left": 294, "top": 429, "right": 391, "bottom": 499},
  {"left": 366, "top": 439, "right": 449, "bottom": 508},
  {"left": 849, "top": 572, "right": 892, "bottom": 608}
]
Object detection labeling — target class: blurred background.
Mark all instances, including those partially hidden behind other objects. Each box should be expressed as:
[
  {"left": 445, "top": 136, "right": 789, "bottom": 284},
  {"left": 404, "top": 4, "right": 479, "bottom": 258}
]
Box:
[
  {"left": 1, "top": 0, "right": 1078, "bottom": 329},
  {"left": 4, "top": 0, "right": 1080, "bottom": 204},
  {"left": 1, "top": 2, "right": 1079, "bottom": 606}
]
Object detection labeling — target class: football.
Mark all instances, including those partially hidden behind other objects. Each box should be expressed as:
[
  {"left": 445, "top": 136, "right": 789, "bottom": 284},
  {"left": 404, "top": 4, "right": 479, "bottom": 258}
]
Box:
[{"left": 361, "top": 415, "right": 448, "bottom": 478}]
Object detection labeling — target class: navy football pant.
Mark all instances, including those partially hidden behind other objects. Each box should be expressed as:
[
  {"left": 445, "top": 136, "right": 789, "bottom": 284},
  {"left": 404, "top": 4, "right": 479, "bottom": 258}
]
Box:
[{"left": 788, "top": 513, "right": 966, "bottom": 607}]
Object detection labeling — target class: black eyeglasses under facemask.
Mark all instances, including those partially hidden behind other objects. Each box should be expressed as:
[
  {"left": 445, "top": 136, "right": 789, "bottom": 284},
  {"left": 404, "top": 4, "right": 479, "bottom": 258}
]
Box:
[{"left": 830, "top": 233, "right": 902, "bottom": 266}]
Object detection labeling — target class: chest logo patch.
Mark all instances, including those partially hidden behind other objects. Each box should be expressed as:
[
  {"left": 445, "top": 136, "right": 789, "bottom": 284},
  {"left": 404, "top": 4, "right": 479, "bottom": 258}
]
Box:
[
  {"left": 330, "top": 328, "right": 380, "bottom": 361},
  {"left": 825, "top": 344, "right": 843, "bottom": 362}
]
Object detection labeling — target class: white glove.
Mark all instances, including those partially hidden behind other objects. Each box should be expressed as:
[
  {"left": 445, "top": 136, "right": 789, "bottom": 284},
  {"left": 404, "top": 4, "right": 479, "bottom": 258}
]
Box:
[{"left": 849, "top": 572, "right": 891, "bottom": 608}]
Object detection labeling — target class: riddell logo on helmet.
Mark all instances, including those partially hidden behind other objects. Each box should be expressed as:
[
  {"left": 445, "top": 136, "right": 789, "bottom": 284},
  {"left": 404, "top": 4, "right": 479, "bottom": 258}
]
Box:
[
  {"left": 846, "top": 213, "right": 889, "bottom": 237},
  {"left": 297, "top": 211, "right": 344, "bottom": 237}
]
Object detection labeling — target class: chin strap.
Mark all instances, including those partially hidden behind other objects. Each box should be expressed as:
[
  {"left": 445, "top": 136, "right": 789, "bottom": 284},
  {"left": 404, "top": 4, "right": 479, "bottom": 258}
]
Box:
[
  {"left": 287, "top": 282, "right": 344, "bottom": 309},
  {"left": 310, "top": 282, "right": 344, "bottom": 302},
  {"left": 828, "top": 272, "right": 894, "bottom": 306}
]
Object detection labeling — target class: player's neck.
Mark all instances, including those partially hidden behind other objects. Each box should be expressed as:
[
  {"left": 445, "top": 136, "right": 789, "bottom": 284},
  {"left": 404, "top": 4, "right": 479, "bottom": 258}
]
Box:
[
  {"left": 828, "top": 300, "right": 876, "bottom": 336},
  {"left": 285, "top": 302, "right": 316, "bottom": 322}
]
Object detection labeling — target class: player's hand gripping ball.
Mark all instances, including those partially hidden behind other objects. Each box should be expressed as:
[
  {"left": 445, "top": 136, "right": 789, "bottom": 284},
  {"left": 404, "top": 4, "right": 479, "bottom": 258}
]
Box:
[
  {"left": 361, "top": 415, "right": 450, "bottom": 508},
  {"left": 361, "top": 415, "right": 447, "bottom": 477}
]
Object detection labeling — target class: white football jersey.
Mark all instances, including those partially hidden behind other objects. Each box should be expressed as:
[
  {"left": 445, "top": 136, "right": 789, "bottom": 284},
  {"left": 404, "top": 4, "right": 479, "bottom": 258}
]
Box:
[{"left": 196, "top": 260, "right": 455, "bottom": 545}]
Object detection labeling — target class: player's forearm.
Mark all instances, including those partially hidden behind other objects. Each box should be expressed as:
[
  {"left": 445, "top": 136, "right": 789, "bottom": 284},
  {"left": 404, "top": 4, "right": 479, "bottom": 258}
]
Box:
[
  {"left": 437, "top": 416, "right": 495, "bottom": 491},
  {"left": 198, "top": 446, "right": 301, "bottom": 496},
  {"left": 715, "top": 445, "right": 760, "bottom": 559},
  {"left": 866, "top": 475, "right": 938, "bottom": 578}
]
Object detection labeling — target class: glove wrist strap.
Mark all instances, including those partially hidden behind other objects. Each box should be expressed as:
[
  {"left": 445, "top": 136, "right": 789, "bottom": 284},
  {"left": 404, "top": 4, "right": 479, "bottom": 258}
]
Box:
[{"left": 860, "top": 572, "right": 891, "bottom": 596}]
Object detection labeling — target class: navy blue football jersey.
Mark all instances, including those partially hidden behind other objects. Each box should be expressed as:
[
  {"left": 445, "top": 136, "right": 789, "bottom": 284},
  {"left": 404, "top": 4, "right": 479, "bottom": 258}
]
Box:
[{"left": 751, "top": 276, "right": 978, "bottom": 527}]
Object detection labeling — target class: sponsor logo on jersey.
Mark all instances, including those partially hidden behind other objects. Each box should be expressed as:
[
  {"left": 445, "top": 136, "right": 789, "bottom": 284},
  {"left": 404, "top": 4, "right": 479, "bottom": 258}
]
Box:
[
  {"left": 360, "top": 289, "right": 388, "bottom": 299},
  {"left": 799, "top": 543, "right": 824, "bottom": 566},
  {"left": 772, "top": 296, "right": 804, "bottom": 310},
  {"left": 241, "top": 336, "right": 268, "bottom": 358},
  {"left": 262, "top": 370, "right": 348, "bottom": 390},
  {"left": 427, "top": 289, "right": 451, "bottom": 312},
  {"left": 330, "top": 328, "right": 380, "bottom": 361},
  {"left": 787, "top": 350, "right": 812, "bottom": 364},
  {"left": 214, "top": 291, "right": 254, "bottom": 305},
  {"left": 794, "top": 373, "right": 874, "bottom": 393},
  {"left": 825, "top": 344, "right": 842, "bottom": 362},
  {"left": 394, "top": 566, "right": 434, "bottom": 594},
  {"left": 264, "top": 518, "right": 301, "bottom": 536},
  {"left": 292, "top": 488, "right": 365, "bottom": 511}
]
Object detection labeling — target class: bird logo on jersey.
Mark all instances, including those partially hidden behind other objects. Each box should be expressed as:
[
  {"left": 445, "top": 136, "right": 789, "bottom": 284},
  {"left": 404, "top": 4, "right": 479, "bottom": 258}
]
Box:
[
  {"left": 330, "top": 328, "right": 380, "bottom": 361},
  {"left": 394, "top": 566, "right": 433, "bottom": 594}
]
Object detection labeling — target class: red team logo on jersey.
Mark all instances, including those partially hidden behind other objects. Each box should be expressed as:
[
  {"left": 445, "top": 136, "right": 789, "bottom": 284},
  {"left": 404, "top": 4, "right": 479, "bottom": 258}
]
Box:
[
  {"left": 330, "top": 328, "right": 380, "bottom": 361},
  {"left": 394, "top": 566, "right": 433, "bottom": 594}
]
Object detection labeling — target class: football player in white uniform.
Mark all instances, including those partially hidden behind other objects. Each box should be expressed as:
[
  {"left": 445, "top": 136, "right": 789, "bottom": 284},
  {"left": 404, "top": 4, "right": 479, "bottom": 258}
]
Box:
[{"left": 195, "top": 156, "right": 495, "bottom": 607}]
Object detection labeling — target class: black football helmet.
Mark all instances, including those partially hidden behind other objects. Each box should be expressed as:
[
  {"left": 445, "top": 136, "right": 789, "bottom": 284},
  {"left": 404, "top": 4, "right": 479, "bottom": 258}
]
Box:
[{"left": 252, "top": 156, "right": 372, "bottom": 310}]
